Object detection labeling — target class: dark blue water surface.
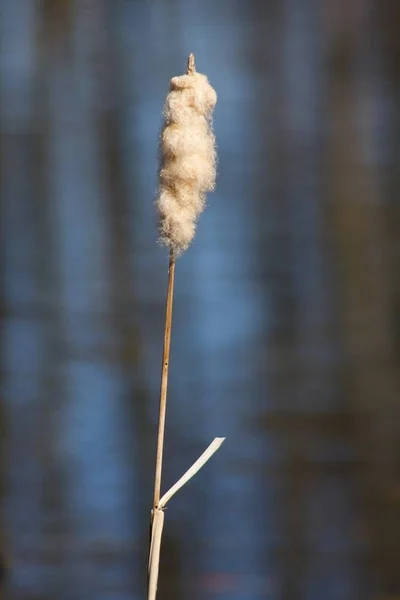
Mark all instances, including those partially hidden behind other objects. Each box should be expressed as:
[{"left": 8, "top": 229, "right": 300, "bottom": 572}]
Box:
[{"left": 1, "top": 1, "right": 399, "bottom": 599}]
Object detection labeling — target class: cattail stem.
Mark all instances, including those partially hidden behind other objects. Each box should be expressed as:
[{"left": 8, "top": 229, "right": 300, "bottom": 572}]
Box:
[
  {"left": 153, "top": 252, "right": 175, "bottom": 508},
  {"left": 148, "top": 54, "right": 217, "bottom": 599},
  {"left": 187, "top": 52, "right": 196, "bottom": 74},
  {"left": 152, "top": 53, "right": 197, "bottom": 510}
]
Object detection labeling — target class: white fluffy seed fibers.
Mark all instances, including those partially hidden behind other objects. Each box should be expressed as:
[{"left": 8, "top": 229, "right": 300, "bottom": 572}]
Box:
[{"left": 156, "top": 56, "right": 217, "bottom": 256}]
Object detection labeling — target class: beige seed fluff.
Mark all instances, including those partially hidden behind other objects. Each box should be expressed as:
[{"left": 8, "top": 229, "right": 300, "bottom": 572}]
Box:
[{"left": 156, "top": 54, "right": 217, "bottom": 256}]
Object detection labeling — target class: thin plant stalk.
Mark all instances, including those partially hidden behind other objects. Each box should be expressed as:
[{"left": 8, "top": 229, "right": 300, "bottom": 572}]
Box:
[
  {"left": 152, "top": 53, "right": 197, "bottom": 511},
  {"left": 147, "top": 54, "right": 221, "bottom": 600},
  {"left": 153, "top": 251, "right": 175, "bottom": 509}
]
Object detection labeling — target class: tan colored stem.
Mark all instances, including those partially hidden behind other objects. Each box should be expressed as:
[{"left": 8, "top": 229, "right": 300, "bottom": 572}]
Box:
[
  {"left": 153, "top": 252, "right": 175, "bottom": 508},
  {"left": 152, "top": 53, "right": 193, "bottom": 508},
  {"left": 148, "top": 509, "right": 165, "bottom": 600},
  {"left": 187, "top": 53, "right": 196, "bottom": 74}
]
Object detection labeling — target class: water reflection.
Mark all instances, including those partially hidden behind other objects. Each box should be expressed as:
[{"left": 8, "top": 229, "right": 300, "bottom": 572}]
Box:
[{"left": 1, "top": 0, "right": 399, "bottom": 599}]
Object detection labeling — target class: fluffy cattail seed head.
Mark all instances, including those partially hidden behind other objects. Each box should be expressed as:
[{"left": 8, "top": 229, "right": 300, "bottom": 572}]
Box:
[{"left": 156, "top": 54, "right": 217, "bottom": 256}]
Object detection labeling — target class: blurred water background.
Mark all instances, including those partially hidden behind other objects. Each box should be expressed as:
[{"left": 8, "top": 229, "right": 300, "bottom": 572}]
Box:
[{"left": 1, "top": 0, "right": 400, "bottom": 599}]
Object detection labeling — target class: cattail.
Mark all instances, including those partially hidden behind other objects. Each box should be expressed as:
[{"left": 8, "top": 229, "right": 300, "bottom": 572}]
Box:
[
  {"left": 148, "top": 56, "right": 224, "bottom": 600},
  {"left": 156, "top": 53, "right": 217, "bottom": 256}
]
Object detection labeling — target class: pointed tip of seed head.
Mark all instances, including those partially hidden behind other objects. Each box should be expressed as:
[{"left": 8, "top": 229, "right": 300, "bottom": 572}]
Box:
[{"left": 187, "top": 53, "right": 196, "bottom": 74}]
